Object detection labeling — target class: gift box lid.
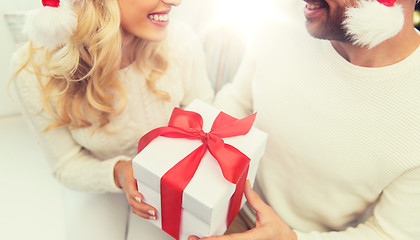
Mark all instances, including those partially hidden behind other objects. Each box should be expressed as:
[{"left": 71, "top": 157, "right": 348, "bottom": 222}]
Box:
[{"left": 133, "top": 99, "right": 268, "bottom": 225}]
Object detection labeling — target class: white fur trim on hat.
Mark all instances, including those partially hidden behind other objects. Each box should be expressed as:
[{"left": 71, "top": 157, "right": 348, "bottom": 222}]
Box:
[
  {"left": 23, "top": 0, "right": 78, "bottom": 50},
  {"left": 343, "top": 0, "right": 404, "bottom": 49}
]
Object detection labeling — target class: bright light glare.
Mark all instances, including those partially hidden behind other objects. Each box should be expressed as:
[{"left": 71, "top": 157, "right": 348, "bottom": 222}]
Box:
[{"left": 213, "top": 0, "right": 279, "bottom": 38}]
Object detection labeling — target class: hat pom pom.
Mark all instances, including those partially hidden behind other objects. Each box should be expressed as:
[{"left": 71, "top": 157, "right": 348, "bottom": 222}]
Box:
[
  {"left": 23, "top": 4, "right": 77, "bottom": 50},
  {"left": 343, "top": 0, "right": 404, "bottom": 49}
]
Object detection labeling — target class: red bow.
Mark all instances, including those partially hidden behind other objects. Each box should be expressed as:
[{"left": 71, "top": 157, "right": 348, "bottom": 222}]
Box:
[{"left": 138, "top": 108, "right": 256, "bottom": 239}]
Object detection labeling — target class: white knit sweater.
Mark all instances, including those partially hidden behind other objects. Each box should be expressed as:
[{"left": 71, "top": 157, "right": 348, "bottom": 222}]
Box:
[
  {"left": 12, "top": 22, "right": 214, "bottom": 193},
  {"left": 214, "top": 20, "right": 420, "bottom": 240}
]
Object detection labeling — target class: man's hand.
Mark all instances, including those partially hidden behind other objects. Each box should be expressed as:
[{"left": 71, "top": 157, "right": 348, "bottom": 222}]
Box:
[{"left": 189, "top": 180, "right": 297, "bottom": 240}]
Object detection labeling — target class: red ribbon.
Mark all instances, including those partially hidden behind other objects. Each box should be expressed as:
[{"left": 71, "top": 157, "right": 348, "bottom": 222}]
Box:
[{"left": 138, "top": 107, "right": 256, "bottom": 239}]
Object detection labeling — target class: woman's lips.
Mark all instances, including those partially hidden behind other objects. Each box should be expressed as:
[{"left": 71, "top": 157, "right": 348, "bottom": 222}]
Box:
[
  {"left": 147, "top": 13, "right": 169, "bottom": 22},
  {"left": 147, "top": 12, "right": 170, "bottom": 27}
]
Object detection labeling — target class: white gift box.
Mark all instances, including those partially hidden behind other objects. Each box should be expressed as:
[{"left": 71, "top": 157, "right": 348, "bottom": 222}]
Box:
[{"left": 132, "top": 100, "right": 268, "bottom": 240}]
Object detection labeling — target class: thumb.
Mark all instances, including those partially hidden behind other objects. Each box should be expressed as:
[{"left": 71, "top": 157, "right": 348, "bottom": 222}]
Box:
[{"left": 244, "top": 180, "right": 269, "bottom": 216}]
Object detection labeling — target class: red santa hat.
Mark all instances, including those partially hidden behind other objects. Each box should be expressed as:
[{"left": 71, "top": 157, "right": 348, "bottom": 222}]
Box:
[
  {"left": 23, "top": 0, "right": 81, "bottom": 49},
  {"left": 343, "top": 0, "right": 405, "bottom": 49}
]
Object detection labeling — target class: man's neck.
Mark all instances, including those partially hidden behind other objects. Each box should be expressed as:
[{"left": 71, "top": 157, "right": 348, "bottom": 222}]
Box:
[{"left": 331, "top": 27, "right": 420, "bottom": 68}]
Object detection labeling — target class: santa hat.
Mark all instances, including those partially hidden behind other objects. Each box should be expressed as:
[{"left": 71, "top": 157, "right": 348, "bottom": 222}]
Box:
[
  {"left": 23, "top": 0, "right": 81, "bottom": 49},
  {"left": 343, "top": 0, "right": 405, "bottom": 49}
]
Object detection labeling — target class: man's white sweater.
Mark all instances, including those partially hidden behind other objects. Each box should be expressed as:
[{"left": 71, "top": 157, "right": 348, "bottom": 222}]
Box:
[{"left": 215, "top": 20, "right": 420, "bottom": 240}]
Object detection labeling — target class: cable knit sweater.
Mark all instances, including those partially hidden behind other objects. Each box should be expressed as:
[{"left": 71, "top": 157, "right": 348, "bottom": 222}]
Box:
[
  {"left": 12, "top": 22, "right": 214, "bottom": 193},
  {"left": 214, "top": 19, "right": 420, "bottom": 240}
]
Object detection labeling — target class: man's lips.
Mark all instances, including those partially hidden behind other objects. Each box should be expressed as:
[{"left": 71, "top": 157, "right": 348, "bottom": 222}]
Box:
[
  {"left": 303, "top": 0, "right": 328, "bottom": 18},
  {"left": 304, "top": 0, "right": 328, "bottom": 10}
]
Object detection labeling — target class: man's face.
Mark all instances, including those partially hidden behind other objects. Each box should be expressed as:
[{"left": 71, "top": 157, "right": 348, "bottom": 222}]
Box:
[{"left": 303, "top": 0, "right": 358, "bottom": 41}]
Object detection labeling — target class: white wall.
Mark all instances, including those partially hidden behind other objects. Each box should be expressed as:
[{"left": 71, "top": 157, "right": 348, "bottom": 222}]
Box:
[{"left": 0, "top": 1, "right": 40, "bottom": 117}]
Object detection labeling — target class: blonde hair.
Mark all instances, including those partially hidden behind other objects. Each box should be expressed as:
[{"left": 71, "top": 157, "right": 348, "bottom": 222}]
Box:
[{"left": 14, "top": 0, "right": 169, "bottom": 132}]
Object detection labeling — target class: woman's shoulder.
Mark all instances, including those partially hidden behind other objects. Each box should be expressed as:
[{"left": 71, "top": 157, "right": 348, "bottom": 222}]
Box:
[
  {"left": 10, "top": 42, "right": 45, "bottom": 92},
  {"left": 10, "top": 42, "right": 31, "bottom": 71},
  {"left": 10, "top": 42, "right": 47, "bottom": 74},
  {"left": 9, "top": 43, "right": 46, "bottom": 115}
]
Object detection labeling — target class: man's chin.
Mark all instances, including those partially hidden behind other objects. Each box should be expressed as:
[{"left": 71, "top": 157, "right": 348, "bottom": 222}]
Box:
[
  {"left": 305, "top": 21, "right": 348, "bottom": 42},
  {"left": 305, "top": 21, "right": 326, "bottom": 40}
]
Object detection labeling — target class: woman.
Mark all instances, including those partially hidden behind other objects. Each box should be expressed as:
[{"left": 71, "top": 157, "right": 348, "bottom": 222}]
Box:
[{"left": 10, "top": 0, "right": 214, "bottom": 239}]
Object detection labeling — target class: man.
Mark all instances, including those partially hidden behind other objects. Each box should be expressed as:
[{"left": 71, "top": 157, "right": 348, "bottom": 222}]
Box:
[{"left": 190, "top": 0, "right": 420, "bottom": 239}]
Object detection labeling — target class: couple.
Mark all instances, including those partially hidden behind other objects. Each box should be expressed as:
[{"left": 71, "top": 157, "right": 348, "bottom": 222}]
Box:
[{"left": 11, "top": 0, "right": 420, "bottom": 240}]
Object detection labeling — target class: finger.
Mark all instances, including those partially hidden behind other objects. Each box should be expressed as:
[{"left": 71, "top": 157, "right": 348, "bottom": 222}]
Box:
[
  {"left": 127, "top": 189, "right": 143, "bottom": 205},
  {"left": 130, "top": 200, "right": 157, "bottom": 217},
  {"left": 126, "top": 190, "right": 157, "bottom": 219},
  {"left": 128, "top": 198, "right": 158, "bottom": 220},
  {"left": 131, "top": 207, "right": 158, "bottom": 220},
  {"left": 127, "top": 176, "right": 141, "bottom": 199},
  {"left": 127, "top": 178, "right": 151, "bottom": 211},
  {"left": 244, "top": 180, "right": 269, "bottom": 215}
]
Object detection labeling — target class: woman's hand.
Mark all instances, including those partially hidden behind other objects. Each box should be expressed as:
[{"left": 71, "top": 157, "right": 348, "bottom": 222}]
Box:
[
  {"left": 114, "top": 160, "right": 157, "bottom": 220},
  {"left": 189, "top": 181, "right": 297, "bottom": 240}
]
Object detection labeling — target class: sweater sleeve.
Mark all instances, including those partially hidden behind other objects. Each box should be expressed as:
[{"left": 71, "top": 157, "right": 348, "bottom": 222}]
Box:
[
  {"left": 213, "top": 45, "right": 255, "bottom": 118},
  {"left": 295, "top": 167, "right": 420, "bottom": 240},
  {"left": 11, "top": 51, "right": 130, "bottom": 193}
]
